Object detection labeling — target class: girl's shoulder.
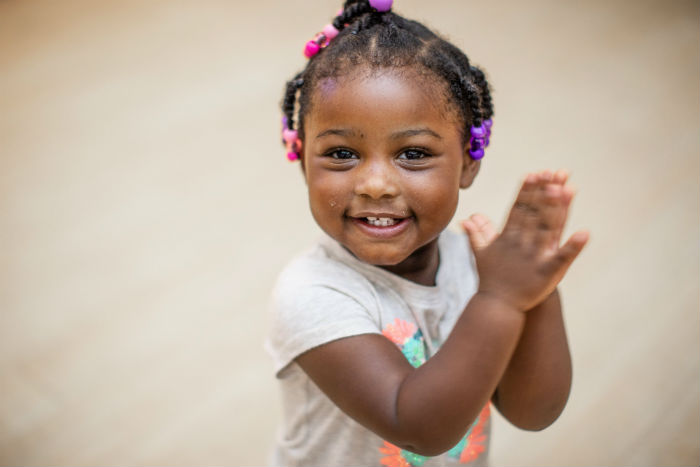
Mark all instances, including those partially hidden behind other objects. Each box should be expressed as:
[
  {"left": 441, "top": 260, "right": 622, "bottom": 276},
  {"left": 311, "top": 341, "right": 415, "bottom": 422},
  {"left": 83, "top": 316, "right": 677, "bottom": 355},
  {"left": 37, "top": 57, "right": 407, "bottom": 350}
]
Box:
[
  {"left": 272, "top": 236, "right": 383, "bottom": 320},
  {"left": 268, "top": 238, "right": 384, "bottom": 375}
]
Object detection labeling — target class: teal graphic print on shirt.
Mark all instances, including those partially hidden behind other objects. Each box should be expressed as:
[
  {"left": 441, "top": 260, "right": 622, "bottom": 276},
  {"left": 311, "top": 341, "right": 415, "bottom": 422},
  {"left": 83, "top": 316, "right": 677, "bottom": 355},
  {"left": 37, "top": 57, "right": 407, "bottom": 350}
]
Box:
[{"left": 380, "top": 318, "right": 490, "bottom": 466}]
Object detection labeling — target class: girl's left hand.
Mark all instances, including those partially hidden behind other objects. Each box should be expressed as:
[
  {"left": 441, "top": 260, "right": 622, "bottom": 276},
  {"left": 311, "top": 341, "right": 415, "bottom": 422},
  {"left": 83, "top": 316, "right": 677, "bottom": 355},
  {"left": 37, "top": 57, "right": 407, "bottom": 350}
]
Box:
[{"left": 461, "top": 169, "right": 588, "bottom": 311}]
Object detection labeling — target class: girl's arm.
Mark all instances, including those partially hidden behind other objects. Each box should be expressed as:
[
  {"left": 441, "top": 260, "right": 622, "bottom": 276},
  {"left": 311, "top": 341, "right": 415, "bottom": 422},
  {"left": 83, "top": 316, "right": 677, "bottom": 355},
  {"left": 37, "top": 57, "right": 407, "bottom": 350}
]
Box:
[
  {"left": 297, "top": 291, "right": 526, "bottom": 456},
  {"left": 465, "top": 170, "right": 576, "bottom": 430},
  {"left": 296, "top": 170, "right": 587, "bottom": 456},
  {"left": 491, "top": 289, "right": 573, "bottom": 430}
]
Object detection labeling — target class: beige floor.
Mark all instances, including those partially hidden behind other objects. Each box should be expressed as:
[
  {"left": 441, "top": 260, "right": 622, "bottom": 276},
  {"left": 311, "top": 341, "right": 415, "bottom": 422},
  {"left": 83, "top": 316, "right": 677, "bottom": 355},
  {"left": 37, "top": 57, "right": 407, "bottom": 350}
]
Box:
[{"left": 1, "top": 0, "right": 698, "bottom": 465}]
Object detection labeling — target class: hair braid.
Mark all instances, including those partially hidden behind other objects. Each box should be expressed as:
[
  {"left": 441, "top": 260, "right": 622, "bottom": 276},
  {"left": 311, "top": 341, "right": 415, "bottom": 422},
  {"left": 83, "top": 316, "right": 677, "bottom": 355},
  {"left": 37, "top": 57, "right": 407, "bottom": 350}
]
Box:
[
  {"left": 465, "top": 80, "right": 484, "bottom": 127},
  {"left": 282, "top": 72, "right": 304, "bottom": 131},
  {"left": 333, "top": 1, "right": 372, "bottom": 31},
  {"left": 470, "top": 66, "right": 493, "bottom": 120}
]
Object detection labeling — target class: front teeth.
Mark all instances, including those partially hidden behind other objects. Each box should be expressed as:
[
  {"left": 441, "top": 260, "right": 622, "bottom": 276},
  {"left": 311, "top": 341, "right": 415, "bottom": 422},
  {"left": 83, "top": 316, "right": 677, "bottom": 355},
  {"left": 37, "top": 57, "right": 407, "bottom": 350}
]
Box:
[{"left": 366, "top": 217, "right": 397, "bottom": 227}]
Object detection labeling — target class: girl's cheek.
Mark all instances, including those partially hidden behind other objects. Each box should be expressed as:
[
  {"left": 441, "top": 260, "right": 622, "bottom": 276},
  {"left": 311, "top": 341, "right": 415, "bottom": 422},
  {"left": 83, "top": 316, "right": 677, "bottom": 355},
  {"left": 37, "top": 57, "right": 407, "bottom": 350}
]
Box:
[{"left": 327, "top": 189, "right": 351, "bottom": 211}]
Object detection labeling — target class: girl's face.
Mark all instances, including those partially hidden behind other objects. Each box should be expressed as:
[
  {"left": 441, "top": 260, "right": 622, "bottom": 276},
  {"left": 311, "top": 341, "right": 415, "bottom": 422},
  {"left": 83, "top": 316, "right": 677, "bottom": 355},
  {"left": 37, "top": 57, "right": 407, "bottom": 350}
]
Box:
[{"left": 302, "top": 69, "right": 478, "bottom": 279}]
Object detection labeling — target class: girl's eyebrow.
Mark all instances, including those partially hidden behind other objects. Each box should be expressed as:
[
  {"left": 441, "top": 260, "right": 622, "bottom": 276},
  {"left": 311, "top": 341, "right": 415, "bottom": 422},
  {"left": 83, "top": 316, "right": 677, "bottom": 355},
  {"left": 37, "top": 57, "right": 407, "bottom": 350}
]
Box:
[
  {"left": 390, "top": 128, "right": 442, "bottom": 140},
  {"left": 316, "top": 128, "right": 363, "bottom": 139},
  {"left": 315, "top": 128, "right": 441, "bottom": 140}
]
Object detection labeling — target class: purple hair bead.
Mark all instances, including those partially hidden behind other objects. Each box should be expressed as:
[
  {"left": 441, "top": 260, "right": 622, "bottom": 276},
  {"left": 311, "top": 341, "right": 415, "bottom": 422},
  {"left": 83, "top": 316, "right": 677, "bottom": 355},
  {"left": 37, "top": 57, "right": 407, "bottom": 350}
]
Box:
[
  {"left": 469, "top": 148, "right": 485, "bottom": 160},
  {"left": 287, "top": 151, "right": 299, "bottom": 162},
  {"left": 369, "top": 0, "right": 393, "bottom": 12},
  {"left": 470, "top": 137, "right": 485, "bottom": 150},
  {"left": 470, "top": 124, "right": 487, "bottom": 138},
  {"left": 468, "top": 120, "right": 493, "bottom": 159}
]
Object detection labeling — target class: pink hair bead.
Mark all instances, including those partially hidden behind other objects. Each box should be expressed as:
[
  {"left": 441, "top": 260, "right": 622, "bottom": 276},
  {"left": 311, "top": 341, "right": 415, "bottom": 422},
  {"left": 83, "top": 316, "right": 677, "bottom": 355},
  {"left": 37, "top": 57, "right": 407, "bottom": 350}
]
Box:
[
  {"left": 369, "top": 0, "right": 393, "bottom": 12},
  {"left": 322, "top": 24, "right": 339, "bottom": 40},
  {"left": 287, "top": 151, "right": 299, "bottom": 162},
  {"left": 282, "top": 128, "right": 298, "bottom": 143},
  {"left": 304, "top": 40, "right": 320, "bottom": 58}
]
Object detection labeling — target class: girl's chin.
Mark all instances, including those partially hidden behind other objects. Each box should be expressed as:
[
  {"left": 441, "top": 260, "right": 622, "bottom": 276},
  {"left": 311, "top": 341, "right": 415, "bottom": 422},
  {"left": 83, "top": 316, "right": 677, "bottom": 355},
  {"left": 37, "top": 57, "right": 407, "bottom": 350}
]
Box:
[{"left": 344, "top": 245, "right": 410, "bottom": 267}]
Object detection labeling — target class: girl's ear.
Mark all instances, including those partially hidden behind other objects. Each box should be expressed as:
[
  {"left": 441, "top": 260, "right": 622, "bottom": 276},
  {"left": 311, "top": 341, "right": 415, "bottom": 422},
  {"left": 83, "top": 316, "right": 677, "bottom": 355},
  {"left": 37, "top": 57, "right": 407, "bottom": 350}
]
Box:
[{"left": 459, "top": 147, "right": 481, "bottom": 188}]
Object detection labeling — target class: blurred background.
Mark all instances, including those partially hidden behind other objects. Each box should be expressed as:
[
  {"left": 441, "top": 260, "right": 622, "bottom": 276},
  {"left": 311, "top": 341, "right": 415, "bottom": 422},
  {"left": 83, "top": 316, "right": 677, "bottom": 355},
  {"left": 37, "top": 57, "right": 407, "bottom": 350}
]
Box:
[{"left": 1, "top": 0, "right": 698, "bottom": 465}]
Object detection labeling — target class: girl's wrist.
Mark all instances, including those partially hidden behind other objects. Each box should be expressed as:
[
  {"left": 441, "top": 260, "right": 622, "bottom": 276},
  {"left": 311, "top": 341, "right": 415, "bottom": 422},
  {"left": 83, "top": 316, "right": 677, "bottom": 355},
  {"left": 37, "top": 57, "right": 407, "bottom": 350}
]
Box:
[
  {"left": 523, "top": 287, "right": 561, "bottom": 314},
  {"left": 473, "top": 289, "right": 527, "bottom": 315}
]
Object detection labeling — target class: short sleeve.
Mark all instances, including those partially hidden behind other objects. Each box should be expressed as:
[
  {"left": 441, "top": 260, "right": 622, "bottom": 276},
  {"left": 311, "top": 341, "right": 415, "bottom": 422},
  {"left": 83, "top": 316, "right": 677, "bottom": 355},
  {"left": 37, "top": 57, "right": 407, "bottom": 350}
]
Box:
[{"left": 266, "top": 281, "right": 382, "bottom": 376}]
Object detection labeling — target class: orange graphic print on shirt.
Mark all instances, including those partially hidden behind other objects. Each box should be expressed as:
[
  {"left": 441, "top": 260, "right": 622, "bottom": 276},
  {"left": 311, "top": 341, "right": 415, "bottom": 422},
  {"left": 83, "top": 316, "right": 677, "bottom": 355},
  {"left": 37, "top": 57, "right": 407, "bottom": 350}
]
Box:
[{"left": 380, "top": 318, "right": 490, "bottom": 465}]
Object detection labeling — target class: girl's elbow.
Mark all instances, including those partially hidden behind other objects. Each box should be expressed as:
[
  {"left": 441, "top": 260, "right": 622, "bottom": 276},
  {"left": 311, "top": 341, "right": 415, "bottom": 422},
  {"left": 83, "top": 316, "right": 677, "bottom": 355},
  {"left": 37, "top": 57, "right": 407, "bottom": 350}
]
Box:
[
  {"left": 396, "top": 441, "right": 455, "bottom": 458},
  {"left": 395, "top": 429, "right": 469, "bottom": 457},
  {"left": 506, "top": 406, "right": 564, "bottom": 431},
  {"left": 511, "top": 418, "right": 554, "bottom": 432},
  {"left": 497, "top": 395, "right": 567, "bottom": 432}
]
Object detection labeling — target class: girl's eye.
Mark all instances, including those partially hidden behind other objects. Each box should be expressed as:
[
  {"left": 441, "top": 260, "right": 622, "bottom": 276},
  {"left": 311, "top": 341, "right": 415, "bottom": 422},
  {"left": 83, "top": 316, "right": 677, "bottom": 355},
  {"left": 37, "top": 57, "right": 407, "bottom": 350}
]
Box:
[
  {"left": 325, "top": 149, "right": 358, "bottom": 160},
  {"left": 398, "top": 149, "right": 430, "bottom": 160}
]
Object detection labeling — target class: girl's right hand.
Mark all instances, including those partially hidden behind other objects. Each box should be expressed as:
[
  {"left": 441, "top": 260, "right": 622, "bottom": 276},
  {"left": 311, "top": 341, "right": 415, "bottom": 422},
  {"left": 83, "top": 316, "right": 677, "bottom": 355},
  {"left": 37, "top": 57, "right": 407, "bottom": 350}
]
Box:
[{"left": 461, "top": 170, "right": 589, "bottom": 312}]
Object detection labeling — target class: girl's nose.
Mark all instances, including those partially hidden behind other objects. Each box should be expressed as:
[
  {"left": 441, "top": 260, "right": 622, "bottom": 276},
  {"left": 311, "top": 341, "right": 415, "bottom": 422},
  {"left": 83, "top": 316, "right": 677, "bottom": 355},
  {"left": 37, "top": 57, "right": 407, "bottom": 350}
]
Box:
[{"left": 354, "top": 159, "right": 400, "bottom": 199}]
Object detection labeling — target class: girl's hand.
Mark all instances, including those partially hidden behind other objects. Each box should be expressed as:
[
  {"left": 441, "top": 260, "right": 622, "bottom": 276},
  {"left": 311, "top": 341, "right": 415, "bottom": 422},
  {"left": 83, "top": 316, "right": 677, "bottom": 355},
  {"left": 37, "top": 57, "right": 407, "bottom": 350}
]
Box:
[{"left": 461, "top": 170, "right": 588, "bottom": 312}]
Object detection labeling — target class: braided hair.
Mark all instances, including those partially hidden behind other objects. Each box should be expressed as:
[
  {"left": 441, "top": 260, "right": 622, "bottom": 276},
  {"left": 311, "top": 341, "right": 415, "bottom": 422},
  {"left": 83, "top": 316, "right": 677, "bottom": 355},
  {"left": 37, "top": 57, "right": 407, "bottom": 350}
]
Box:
[{"left": 281, "top": 0, "right": 494, "bottom": 154}]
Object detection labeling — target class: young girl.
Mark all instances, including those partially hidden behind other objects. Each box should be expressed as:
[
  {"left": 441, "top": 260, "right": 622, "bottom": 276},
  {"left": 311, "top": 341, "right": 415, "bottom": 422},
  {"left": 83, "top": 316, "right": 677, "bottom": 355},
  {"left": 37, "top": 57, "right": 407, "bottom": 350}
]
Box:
[{"left": 266, "top": 1, "right": 589, "bottom": 465}]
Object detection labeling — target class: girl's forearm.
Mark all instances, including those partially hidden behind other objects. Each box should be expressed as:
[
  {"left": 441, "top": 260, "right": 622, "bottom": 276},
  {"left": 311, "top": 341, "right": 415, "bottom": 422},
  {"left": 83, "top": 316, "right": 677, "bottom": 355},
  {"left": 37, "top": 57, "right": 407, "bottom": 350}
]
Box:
[
  {"left": 393, "top": 292, "right": 526, "bottom": 455},
  {"left": 491, "top": 289, "right": 572, "bottom": 430}
]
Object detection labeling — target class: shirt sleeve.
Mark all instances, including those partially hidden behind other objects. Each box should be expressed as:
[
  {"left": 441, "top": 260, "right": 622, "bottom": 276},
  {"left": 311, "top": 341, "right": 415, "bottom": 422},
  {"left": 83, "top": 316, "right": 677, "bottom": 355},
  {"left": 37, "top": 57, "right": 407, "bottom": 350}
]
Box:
[{"left": 266, "top": 282, "right": 382, "bottom": 376}]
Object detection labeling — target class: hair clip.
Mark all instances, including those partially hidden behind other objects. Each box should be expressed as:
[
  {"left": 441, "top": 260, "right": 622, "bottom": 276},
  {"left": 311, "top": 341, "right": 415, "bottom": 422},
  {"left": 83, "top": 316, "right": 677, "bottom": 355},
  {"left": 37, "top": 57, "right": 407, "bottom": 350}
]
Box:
[{"left": 468, "top": 119, "right": 492, "bottom": 160}]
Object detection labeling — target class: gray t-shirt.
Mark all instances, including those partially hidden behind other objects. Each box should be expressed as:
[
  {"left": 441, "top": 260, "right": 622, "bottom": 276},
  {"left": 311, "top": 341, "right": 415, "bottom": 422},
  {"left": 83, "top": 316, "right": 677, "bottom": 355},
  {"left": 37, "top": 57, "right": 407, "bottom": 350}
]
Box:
[{"left": 266, "top": 229, "right": 491, "bottom": 466}]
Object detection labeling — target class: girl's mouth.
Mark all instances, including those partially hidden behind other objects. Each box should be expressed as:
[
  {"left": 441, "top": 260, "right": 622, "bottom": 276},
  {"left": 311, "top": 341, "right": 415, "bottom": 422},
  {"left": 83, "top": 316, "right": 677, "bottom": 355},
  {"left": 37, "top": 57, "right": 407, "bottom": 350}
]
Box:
[
  {"left": 350, "top": 216, "right": 412, "bottom": 238},
  {"left": 364, "top": 216, "right": 398, "bottom": 227}
]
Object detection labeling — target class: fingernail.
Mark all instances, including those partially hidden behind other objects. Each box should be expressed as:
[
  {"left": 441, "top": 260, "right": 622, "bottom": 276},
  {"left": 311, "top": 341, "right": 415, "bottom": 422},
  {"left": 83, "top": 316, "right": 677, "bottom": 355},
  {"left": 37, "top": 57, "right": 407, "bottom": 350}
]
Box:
[{"left": 573, "top": 231, "right": 590, "bottom": 243}]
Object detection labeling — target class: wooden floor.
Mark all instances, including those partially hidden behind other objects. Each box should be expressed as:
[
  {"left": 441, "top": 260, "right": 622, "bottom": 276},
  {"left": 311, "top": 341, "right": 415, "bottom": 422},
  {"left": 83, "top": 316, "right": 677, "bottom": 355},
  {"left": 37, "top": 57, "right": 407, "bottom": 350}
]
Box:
[{"left": 1, "top": 0, "right": 698, "bottom": 465}]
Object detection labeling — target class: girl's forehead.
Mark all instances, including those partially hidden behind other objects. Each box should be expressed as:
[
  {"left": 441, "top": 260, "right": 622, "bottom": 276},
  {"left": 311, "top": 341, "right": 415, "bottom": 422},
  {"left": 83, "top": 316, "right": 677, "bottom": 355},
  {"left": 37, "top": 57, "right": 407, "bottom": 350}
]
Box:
[
  {"left": 309, "top": 68, "right": 461, "bottom": 128},
  {"left": 316, "top": 67, "right": 442, "bottom": 98}
]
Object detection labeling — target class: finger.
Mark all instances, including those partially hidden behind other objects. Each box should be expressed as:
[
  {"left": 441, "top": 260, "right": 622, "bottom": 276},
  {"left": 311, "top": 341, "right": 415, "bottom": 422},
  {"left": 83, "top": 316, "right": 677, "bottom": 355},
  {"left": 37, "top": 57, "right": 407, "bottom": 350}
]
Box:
[
  {"left": 461, "top": 219, "right": 487, "bottom": 252},
  {"left": 549, "top": 185, "right": 575, "bottom": 249},
  {"left": 470, "top": 213, "right": 498, "bottom": 245},
  {"left": 554, "top": 230, "right": 589, "bottom": 270},
  {"left": 504, "top": 173, "right": 539, "bottom": 233},
  {"left": 533, "top": 183, "right": 567, "bottom": 250},
  {"left": 552, "top": 169, "right": 569, "bottom": 185},
  {"left": 537, "top": 169, "right": 553, "bottom": 183},
  {"left": 507, "top": 173, "right": 563, "bottom": 249}
]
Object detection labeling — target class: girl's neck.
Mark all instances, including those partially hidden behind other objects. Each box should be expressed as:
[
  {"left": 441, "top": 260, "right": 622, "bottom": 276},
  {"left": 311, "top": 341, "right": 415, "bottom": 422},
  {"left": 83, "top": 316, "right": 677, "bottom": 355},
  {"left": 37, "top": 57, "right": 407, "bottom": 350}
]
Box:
[{"left": 379, "top": 239, "right": 440, "bottom": 286}]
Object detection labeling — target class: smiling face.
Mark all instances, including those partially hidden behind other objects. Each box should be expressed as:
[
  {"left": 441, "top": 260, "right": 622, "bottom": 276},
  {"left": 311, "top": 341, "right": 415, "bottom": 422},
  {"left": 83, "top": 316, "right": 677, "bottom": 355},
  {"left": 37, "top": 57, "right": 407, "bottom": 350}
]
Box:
[{"left": 302, "top": 68, "right": 479, "bottom": 282}]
